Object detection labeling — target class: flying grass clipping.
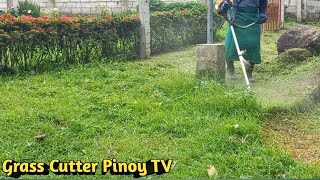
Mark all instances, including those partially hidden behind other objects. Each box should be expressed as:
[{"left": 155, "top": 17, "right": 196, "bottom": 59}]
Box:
[{"left": 1, "top": 159, "right": 173, "bottom": 178}]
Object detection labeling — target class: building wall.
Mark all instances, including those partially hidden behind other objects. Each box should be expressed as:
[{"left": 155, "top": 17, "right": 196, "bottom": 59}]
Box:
[
  {"left": 0, "top": 0, "right": 197, "bottom": 15},
  {"left": 284, "top": 0, "right": 320, "bottom": 20},
  {"left": 0, "top": 0, "right": 8, "bottom": 12},
  {"left": 306, "top": 0, "right": 320, "bottom": 19}
]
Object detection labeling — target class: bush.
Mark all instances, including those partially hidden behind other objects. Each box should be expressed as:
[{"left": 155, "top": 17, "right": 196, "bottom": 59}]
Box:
[
  {"left": 18, "top": 0, "right": 41, "bottom": 17},
  {"left": 149, "top": 2, "right": 224, "bottom": 54},
  {"left": 0, "top": 14, "right": 140, "bottom": 74},
  {"left": 150, "top": 10, "right": 207, "bottom": 54},
  {"left": 149, "top": 0, "right": 205, "bottom": 12},
  {"left": 0, "top": 1, "right": 224, "bottom": 74}
]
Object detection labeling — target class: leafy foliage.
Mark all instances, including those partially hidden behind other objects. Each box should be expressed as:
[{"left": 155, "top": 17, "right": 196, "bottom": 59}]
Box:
[
  {"left": 150, "top": 2, "right": 224, "bottom": 54},
  {"left": 0, "top": 14, "right": 140, "bottom": 74},
  {"left": 18, "top": 0, "right": 41, "bottom": 17},
  {"left": 149, "top": 0, "right": 205, "bottom": 12},
  {"left": 0, "top": 1, "right": 224, "bottom": 74},
  {"left": 150, "top": 10, "right": 207, "bottom": 54}
]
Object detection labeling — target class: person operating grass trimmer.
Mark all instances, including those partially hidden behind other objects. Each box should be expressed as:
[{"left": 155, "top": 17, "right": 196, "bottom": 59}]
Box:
[{"left": 221, "top": 0, "right": 268, "bottom": 82}]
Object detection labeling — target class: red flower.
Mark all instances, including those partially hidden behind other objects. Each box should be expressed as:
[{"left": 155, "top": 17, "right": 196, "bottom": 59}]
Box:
[
  {"left": 3, "top": 14, "right": 15, "bottom": 20},
  {"left": 2, "top": 14, "right": 17, "bottom": 24},
  {"left": 57, "top": 16, "right": 75, "bottom": 23},
  {"left": 8, "top": 19, "right": 16, "bottom": 24},
  {"left": 19, "top": 15, "right": 35, "bottom": 23},
  {"left": 102, "top": 15, "right": 112, "bottom": 21},
  {"left": 121, "top": 18, "right": 129, "bottom": 23},
  {"left": 36, "top": 16, "right": 49, "bottom": 23}
]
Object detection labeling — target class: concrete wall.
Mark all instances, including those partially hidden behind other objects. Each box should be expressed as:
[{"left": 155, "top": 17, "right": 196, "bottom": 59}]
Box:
[
  {"left": 306, "top": 0, "right": 320, "bottom": 19},
  {"left": 284, "top": 0, "right": 320, "bottom": 20},
  {"left": 0, "top": 0, "right": 198, "bottom": 15},
  {"left": 13, "top": 0, "right": 139, "bottom": 15},
  {"left": 0, "top": 0, "right": 8, "bottom": 11}
]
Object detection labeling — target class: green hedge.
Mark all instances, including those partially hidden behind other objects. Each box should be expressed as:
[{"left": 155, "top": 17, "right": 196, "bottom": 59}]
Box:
[
  {"left": 150, "top": 2, "right": 224, "bottom": 55},
  {"left": 150, "top": 10, "right": 205, "bottom": 54},
  {"left": 0, "top": 2, "right": 224, "bottom": 74},
  {"left": 149, "top": 0, "right": 206, "bottom": 12},
  {"left": 0, "top": 14, "right": 140, "bottom": 74}
]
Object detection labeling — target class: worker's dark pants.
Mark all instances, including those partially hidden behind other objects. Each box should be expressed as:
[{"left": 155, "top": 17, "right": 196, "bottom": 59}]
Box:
[{"left": 226, "top": 61, "right": 255, "bottom": 78}]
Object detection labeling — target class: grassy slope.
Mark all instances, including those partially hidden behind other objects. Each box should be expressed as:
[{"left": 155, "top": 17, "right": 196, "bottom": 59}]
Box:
[{"left": 0, "top": 24, "right": 320, "bottom": 178}]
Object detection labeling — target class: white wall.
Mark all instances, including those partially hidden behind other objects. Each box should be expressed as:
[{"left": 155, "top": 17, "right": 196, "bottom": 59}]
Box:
[
  {"left": 0, "top": 0, "right": 200, "bottom": 15},
  {"left": 18, "top": 0, "right": 138, "bottom": 15},
  {"left": 0, "top": 0, "right": 8, "bottom": 11},
  {"left": 284, "top": 0, "right": 320, "bottom": 20},
  {"left": 3, "top": 0, "right": 317, "bottom": 20}
]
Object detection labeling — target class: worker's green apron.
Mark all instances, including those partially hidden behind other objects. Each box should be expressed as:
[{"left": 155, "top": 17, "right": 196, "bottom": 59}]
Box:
[{"left": 225, "top": 7, "right": 261, "bottom": 64}]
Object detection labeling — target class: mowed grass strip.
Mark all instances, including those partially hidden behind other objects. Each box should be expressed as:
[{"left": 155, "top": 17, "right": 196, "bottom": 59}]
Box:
[{"left": 0, "top": 48, "right": 319, "bottom": 178}]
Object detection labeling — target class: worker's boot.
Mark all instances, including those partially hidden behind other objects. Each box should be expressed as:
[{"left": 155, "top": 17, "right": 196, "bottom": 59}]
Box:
[
  {"left": 226, "top": 61, "right": 235, "bottom": 80},
  {"left": 245, "top": 62, "right": 255, "bottom": 82}
]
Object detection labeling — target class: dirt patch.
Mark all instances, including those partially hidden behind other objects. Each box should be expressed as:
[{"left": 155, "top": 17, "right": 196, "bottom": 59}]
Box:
[
  {"left": 262, "top": 69, "right": 320, "bottom": 166},
  {"left": 264, "top": 118, "right": 320, "bottom": 165}
]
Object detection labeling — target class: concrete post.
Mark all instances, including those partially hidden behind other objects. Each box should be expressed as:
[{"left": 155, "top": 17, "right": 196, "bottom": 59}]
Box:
[
  {"left": 207, "top": 0, "right": 214, "bottom": 43},
  {"left": 7, "top": 0, "right": 18, "bottom": 9},
  {"left": 303, "top": 0, "right": 307, "bottom": 20},
  {"left": 139, "top": 0, "right": 151, "bottom": 59},
  {"left": 196, "top": 44, "right": 225, "bottom": 79},
  {"left": 0, "top": 0, "right": 8, "bottom": 13},
  {"left": 7, "top": 0, "right": 12, "bottom": 9},
  {"left": 297, "top": 0, "right": 302, "bottom": 22}
]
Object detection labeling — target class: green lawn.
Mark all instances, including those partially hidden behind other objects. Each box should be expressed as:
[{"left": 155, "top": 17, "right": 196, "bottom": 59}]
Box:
[{"left": 1, "top": 26, "right": 320, "bottom": 178}]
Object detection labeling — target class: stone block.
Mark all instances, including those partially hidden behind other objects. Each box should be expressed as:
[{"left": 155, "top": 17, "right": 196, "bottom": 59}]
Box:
[{"left": 196, "top": 44, "right": 225, "bottom": 79}]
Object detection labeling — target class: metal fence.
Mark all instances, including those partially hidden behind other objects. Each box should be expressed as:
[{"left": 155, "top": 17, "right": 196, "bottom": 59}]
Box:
[{"left": 262, "top": 0, "right": 282, "bottom": 31}]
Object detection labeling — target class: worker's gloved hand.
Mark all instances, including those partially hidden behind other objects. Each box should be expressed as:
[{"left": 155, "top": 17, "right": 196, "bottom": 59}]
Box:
[
  {"left": 221, "top": 1, "right": 230, "bottom": 14},
  {"left": 256, "top": 13, "right": 267, "bottom": 24}
]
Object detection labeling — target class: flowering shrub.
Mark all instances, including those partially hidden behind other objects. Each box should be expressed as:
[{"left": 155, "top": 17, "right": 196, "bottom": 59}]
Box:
[
  {"left": 0, "top": 3, "right": 222, "bottom": 74},
  {"left": 0, "top": 14, "right": 140, "bottom": 73}
]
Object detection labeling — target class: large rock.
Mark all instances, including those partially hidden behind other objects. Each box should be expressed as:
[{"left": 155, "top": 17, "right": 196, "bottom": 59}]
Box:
[
  {"left": 277, "top": 48, "right": 313, "bottom": 63},
  {"left": 277, "top": 25, "right": 320, "bottom": 54}
]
